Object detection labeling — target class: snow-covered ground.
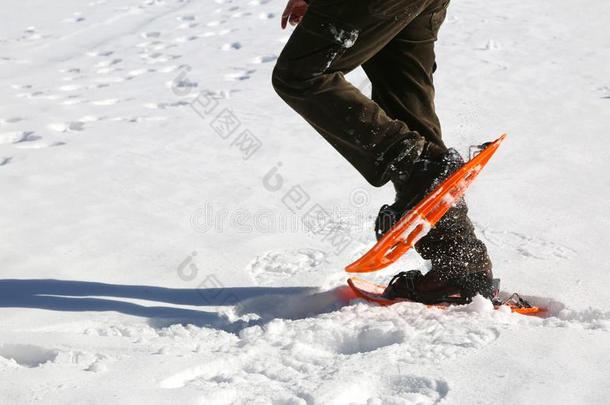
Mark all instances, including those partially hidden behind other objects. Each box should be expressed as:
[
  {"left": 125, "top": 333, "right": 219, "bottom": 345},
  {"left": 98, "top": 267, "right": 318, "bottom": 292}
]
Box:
[{"left": 1, "top": 0, "right": 609, "bottom": 403}]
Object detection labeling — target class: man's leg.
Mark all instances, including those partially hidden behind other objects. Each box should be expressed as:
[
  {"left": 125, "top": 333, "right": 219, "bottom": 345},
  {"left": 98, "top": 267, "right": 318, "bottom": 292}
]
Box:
[
  {"left": 361, "top": 1, "right": 492, "bottom": 291},
  {"left": 362, "top": 0, "right": 449, "bottom": 151},
  {"left": 272, "top": 0, "right": 439, "bottom": 187}
]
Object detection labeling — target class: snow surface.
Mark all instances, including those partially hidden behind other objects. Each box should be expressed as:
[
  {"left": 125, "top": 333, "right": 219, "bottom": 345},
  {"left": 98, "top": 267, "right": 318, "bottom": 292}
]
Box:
[{"left": 1, "top": 0, "right": 610, "bottom": 404}]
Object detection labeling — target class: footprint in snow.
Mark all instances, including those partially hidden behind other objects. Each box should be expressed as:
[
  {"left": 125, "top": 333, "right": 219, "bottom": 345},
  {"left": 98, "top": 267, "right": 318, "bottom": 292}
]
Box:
[
  {"left": 598, "top": 86, "right": 610, "bottom": 99},
  {"left": 177, "top": 15, "right": 197, "bottom": 22},
  {"left": 127, "top": 68, "right": 155, "bottom": 77},
  {"left": 231, "top": 12, "right": 253, "bottom": 18},
  {"left": 0, "top": 131, "right": 63, "bottom": 149},
  {"left": 58, "top": 84, "right": 82, "bottom": 92},
  {"left": 224, "top": 69, "right": 255, "bottom": 81},
  {"left": 141, "top": 31, "right": 161, "bottom": 39},
  {"left": 478, "top": 225, "right": 577, "bottom": 260},
  {"left": 60, "top": 75, "right": 84, "bottom": 82},
  {"left": 58, "top": 67, "right": 82, "bottom": 74},
  {"left": 47, "top": 121, "right": 86, "bottom": 133},
  {"left": 16, "top": 91, "right": 62, "bottom": 101},
  {"left": 85, "top": 50, "right": 114, "bottom": 58},
  {"left": 96, "top": 67, "right": 123, "bottom": 75},
  {"left": 62, "top": 13, "right": 86, "bottom": 23},
  {"left": 150, "top": 42, "right": 176, "bottom": 51},
  {"left": 379, "top": 375, "right": 449, "bottom": 404},
  {"left": 158, "top": 65, "right": 181, "bottom": 73},
  {"left": 170, "top": 78, "right": 198, "bottom": 92},
  {"left": 0, "top": 131, "right": 39, "bottom": 145},
  {"left": 221, "top": 42, "right": 242, "bottom": 51},
  {"left": 15, "top": 141, "right": 66, "bottom": 149},
  {"left": 95, "top": 58, "right": 122, "bottom": 68},
  {"left": 15, "top": 91, "right": 41, "bottom": 99},
  {"left": 177, "top": 22, "right": 199, "bottom": 29},
  {"left": 141, "top": 53, "right": 181, "bottom": 64},
  {"left": 0, "top": 344, "right": 59, "bottom": 368},
  {"left": 477, "top": 39, "right": 501, "bottom": 51},
  {"left": 136, "top": 40, "right": 160, "bottom": 49},
  {"left": 173, "top": 35, "right": 201, "bottom": 43},
  {"left": 94, "top": 76, "right": 126, "bottom": 84},
  {"left": 143, "top": 101, "right": 190, "bottom": 110},
  {"left": 62, "top": 97, "right": 86, "bottom": 106},
  {"left": 10, "top": 84, "right": 32, "bottom": 90},
  {"left": 218, "top": 29, "right": 233, "bottom": 36},
  {"left": 0, "top": 117, "right": 24, "bottom": 125},
  {"left": 91, "top": 98, "right": 121, "bottom": 106},
  {"left": 110, "top": 116, "right": 168, "bottom": 123},
  {"left": 251, "top": 55, "right": 277, "bottom": 64},
  {"left": 245, "top": 249, "right": 329, "bottom": 286}
]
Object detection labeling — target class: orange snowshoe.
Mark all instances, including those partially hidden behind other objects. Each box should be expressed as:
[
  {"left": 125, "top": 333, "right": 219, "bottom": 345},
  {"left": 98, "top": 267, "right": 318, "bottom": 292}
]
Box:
[{"left": 346, "top": 134, "right": 507, "bottom": 274}]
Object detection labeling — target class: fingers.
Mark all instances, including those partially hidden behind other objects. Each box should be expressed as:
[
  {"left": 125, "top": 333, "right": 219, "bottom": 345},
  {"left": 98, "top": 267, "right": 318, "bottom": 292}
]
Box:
[
  {"left": 289, "top": 14, "right": 302, "bottom": 26},
  {"left": 283, "top": 11, "right": 303, "bottom": 28},
  {"left": 281, "top": 1, "right": 307, "bottom": 29},
  {"left": 281, "top": 2, "right": 291, "bottom": 29}
]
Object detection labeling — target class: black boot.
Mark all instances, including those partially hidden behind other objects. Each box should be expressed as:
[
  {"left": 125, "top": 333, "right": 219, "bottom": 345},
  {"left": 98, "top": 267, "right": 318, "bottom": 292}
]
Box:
[
  {"left": 375, "top": 146, "right": 493, "bottom": 303},
  {"left": 375, "top": 146, "right": 464, "bottom": 240},
  {"left": 382, "top": 269, "right": 494, "bottom": 304}
]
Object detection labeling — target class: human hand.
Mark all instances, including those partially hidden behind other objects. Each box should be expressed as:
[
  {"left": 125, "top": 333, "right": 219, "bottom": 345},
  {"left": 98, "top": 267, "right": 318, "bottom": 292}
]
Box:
[{"left": 281, "top": 0, "right": 309, "bottom": 29}]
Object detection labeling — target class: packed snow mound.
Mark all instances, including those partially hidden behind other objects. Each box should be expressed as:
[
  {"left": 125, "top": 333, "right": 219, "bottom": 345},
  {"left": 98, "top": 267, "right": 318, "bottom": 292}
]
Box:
[
  {"left": 160, "top": 302, "right": 498, "bottom": 403},
  {"left": 457, "top": 294, "right": 495, "bottom": 313}
]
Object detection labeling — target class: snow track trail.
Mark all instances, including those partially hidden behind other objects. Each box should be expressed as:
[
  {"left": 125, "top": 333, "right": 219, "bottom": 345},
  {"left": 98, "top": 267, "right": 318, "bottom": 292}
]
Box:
[{"left": 1, "top": 0, "right": 610, "bottom": 404}]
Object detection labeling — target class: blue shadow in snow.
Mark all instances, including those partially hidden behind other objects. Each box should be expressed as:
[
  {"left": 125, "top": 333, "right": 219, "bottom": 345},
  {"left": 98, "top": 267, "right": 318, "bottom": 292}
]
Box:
[{"left": 0, "top": 279, "right": 321, "bottom": 332}]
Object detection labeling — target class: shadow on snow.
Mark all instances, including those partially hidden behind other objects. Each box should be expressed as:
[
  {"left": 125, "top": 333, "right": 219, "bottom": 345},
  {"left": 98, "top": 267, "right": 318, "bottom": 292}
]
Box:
[{"left": 0, "top": 279, "right": 354, "bottom": 333}]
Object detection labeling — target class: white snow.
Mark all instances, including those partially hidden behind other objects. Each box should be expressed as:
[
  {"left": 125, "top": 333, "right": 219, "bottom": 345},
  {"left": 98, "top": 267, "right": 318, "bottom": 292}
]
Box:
[{"left": 1, "top": 0, "right": 610, "bottom": 404}]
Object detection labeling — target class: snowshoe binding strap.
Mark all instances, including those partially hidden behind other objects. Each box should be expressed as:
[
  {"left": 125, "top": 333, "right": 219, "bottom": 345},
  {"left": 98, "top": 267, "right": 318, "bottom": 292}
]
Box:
[
  {"left": 494, "top": 293, "right": 534, "bottom": 309},
  {"left": 382, "top": 270, "right": 422, "bottom": 300},
  {"left": 382, "top": 270, "right": 474, "bottom": 305}
]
